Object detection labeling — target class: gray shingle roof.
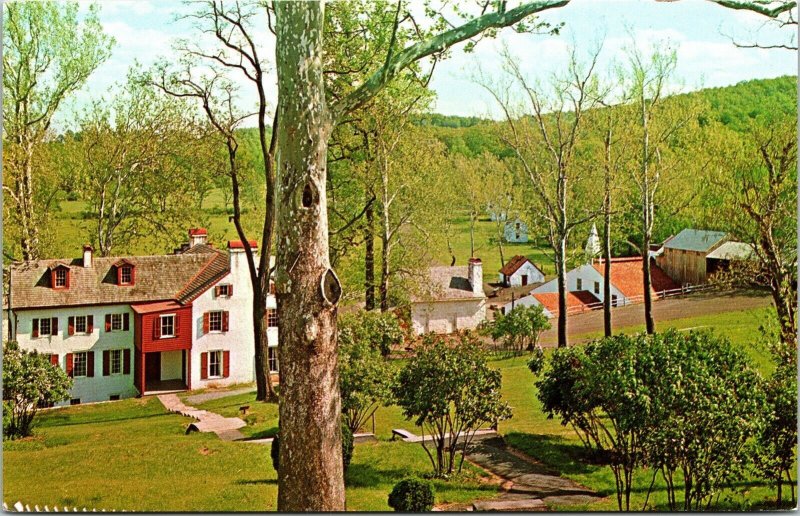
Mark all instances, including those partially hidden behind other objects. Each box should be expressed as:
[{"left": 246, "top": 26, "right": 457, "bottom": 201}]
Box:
[
  {"left": 705, "top": 241, "right": 755, "bottom": 260},
  {"left": 412, "top": 266, "right": 485, "bottom": 302},
  {"left": 664, "top": 229, "right": 727, "bottom": 252},
  {"left": 9, "top": 244, "right": 229, "bottom": 310}
]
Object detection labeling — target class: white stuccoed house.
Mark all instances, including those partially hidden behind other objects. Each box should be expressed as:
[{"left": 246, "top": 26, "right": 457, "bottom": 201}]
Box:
[
  {"left": 411, "top": 258, "right": 487, "bottom": 335},
  {"left": 8, "top": 229, "right": 279, "bottom": 405},
  {"left": 498, "top": 255, "right": 545, "bottom": 287}
]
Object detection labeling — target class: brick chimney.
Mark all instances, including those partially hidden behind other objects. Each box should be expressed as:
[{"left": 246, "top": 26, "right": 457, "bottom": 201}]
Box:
[
  {"left": 468, "top": 257, "right": 483, "bottom": 295},
  {"left": 82, "top": 244, "right": 93, "bottom": 268},
  {"left": 188, "top": 228, "right": 208, "bottom": 248}
]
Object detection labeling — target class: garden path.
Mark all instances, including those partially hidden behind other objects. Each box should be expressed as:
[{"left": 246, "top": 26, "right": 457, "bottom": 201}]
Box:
[
  {"left": 158, "top": 393, "right": 246, "bottom": 441},
  {"left": 184, "top": 386, "right": 255, "bottom": 405},
  {"left": 466, "top": 434, "right": 603, "bottom": 509}
]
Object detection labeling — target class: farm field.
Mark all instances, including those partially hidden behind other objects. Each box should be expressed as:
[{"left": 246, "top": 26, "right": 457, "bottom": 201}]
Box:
[{"left": 3, "top": 304, "right": 782, "bottom": 511}]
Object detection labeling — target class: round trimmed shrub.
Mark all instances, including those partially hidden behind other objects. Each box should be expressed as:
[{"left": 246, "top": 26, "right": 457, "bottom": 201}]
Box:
[
  {"left": 387, "top": 477, "right": 435, "bottom": 512},
  {"left": 271, "top": 423, "right": 355, "bottom": 473}
]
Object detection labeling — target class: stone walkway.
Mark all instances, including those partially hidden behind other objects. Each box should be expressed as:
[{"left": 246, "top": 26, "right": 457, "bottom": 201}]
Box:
[
  {"left": 184, "top": 386, "right": 255, "bottom": 405},
  {"left": 392, "top": 427, "right": 498, "bottom": 443},
  {"left": 158, "top": 394, "right": 246, "bottom": 441},
  {"left": 466, "top": 434, "right": 602, "bottom": 509}
]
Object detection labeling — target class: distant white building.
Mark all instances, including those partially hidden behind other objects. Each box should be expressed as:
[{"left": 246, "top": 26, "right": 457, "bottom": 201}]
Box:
[
  {"left": 504, "top": 217, "right": 529, "bottom": 243},
  {"left": 411, "top": 258, "right": 486, "bottom": 335},
  {"left": 498, "top": 255, "right": 545, "bottom": 287}
]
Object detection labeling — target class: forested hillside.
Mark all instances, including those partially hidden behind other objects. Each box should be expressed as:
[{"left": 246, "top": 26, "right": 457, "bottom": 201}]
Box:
[{"left": 421, "top": 75, "right": 797, "bottom": 157}]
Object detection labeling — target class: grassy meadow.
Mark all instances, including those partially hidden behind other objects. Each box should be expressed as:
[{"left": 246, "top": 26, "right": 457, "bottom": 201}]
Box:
[{"left": 4, "top": 306, "right": 784, "bottom": 511}]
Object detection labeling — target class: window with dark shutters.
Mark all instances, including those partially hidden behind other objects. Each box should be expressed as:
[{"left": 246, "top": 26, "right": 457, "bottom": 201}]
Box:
[
  {"left": 68, "top": 317, "right": 75, "bottom": 336},
  {"left": 87, "top": 315, "right": 94, "bottom": 333},
  {"left": 51, "top": 317, "right": 58, "bottom": 335},
  {"left": 123, "top": 313, "right": 130, "bottom": 331},
  {"left": 66, "top": 353, "right": 74, "bottom": 377},
  {"left": 223, "top": 350, "right": 230, "bottom": 378},
  {"left": 123, "top": 349, "right": 131, "bottom": 374},
  {"left": 32, "top": 319, "right": 39, "bottom": 338},
  {"left": 87, "top": 351, "right": 95, "bottom": 378},
  {"left": 203, "top": 312, "right": 210, "bottom": 334},
  {"left": 103, "top": 350, "right": 110, "bottom": 376},
  {"left": 50, "top": 354, "right": 59, "bottom": 367},
  {"left": 105, "top": 315, "right": 112, "bottom": 332},
  {"left": 200, "top": 352, "right": 208, "bottom": 380},
  {"left": 222, "top": 311, "right": 229, "bottom": 332}
]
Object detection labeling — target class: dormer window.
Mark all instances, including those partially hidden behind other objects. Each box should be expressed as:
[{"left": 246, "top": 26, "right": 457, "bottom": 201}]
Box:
[
  {"left": 55, "top": 269, "right": 67, "bottom": 287},
  {"left": 50, "top": 264, "right": 70, "bottom": 290},
  {"left": 114, "top": 260, "right": 135, "bottom": 286}
]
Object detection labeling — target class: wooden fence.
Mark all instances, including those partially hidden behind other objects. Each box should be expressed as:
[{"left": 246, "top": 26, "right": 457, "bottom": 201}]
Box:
[
  {"left": 3, "top": 502, "right": 126, "bottom": 513},
  {"left": 547, "top": 283, "right": 715, "bottom": 319}
]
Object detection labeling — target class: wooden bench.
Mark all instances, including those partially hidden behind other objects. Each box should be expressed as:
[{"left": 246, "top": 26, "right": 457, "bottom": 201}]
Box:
[
  {"left": 239, "top": 405, "right": 250, "bottom": 416},
  {"left": 391, "top": 428, "right": 415, "bottom": 441}
]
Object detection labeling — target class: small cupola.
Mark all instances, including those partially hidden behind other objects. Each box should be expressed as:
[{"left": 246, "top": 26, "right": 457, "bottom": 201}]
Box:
[
  {"left": 114, "top": 259, "right": 136, "bottom": 286},
  {"left": 49, "top": 263, "right": 71, "bottom": 290}
]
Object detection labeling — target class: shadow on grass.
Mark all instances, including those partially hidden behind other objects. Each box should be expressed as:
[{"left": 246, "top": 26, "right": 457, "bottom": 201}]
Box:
[
  {"left": 37, "top": 411, "right": 173, "bottom": 428},
  {"left": 235, "top": 479, "right": 278, "bottom": 486},
  {"left": 345, "top": 464, "right": 413, "bottom": 488},
  {"left": 246, "top": 426, "right": 279, "bottom": 440},
  {"left": 503, "top": 432, "right": 602, "bottom": 476}
]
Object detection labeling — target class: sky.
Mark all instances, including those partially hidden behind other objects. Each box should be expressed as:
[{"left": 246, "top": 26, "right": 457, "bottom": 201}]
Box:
[{"left": 62, "top": 0, "right": 798, "bottom": 128}]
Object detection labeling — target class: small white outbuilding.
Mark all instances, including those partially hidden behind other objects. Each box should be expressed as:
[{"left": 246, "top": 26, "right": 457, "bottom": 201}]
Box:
[{"left": 411, "top": 258, "right": 486, "bottom": 335}]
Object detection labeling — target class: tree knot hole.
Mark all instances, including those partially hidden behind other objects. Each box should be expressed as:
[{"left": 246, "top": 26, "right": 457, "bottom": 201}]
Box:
[
  {"left": 321, "top": 268, "right": 342, "bottom": 306},
  {"left": 302, "top": 182, "right": 316, "bottom": 208}
]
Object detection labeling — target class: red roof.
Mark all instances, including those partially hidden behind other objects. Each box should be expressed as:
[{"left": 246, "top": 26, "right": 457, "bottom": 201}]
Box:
[
  {"left": 189, "top": 228, "right": 208, "bottom": 236},
  {"left": 500, "top": 255, "right": 541, "bottom": 276},
  {"left": 592, "top": 257, "right": 678, "bottom": 299},
  {"left": 532, "top": 291, "right": 599, "bottom": 314},
  {"left": 131, "top": 300, "right": 183, "bottom": 314},
  {"left": 227, "top": 239, "right": 259, "bottom": 249}
]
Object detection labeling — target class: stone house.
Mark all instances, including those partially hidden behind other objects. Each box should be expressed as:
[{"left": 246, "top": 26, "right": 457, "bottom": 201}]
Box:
[{"left": 411, "top": 258, "right": 486, "bottom": 335}]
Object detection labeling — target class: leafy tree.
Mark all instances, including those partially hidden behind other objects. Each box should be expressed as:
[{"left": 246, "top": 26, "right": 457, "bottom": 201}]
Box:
[
  {"left": 618, "top": 44, "right": 704, "bottom": 334},
  {"left": 2, "top": 0, "right": 113, "bottom": 260},
  {"left": 478, "top": 45, "right": 603, "bottom": 347},
  {"left": 533, "top": 334, "right": 650, "bottom": 510},
  {"left": 338, "top": 313, "right": 397, "bottom": 434},
  {"left": 149, "top": 0, "right": 278, "bottom": 401},
  {"left": 394, "top": 332, "right": 512, "bottom": 477},
  {"left": 709, "top": 116, "right": 797, "bottom": 350},
  {"left": 486, "top": 305, "right": 550, "bottom": 354},
  {"left": 3, "top": 342, "right": 72, "bottom": 439},
  {"left": 66, "top": 75, "right": 214, "bottom": 256},
  {"left": 338, "top": 310, "right": 405, "bottom": 357},
  {"left": 750, "top": 310, "right": 797, "bottom": 507},
  {"left": 639, "top": 330, "right": 764, "bottom": 511},
  {"left": 534, "top": 329, "right": 765, "bottom": 511}
]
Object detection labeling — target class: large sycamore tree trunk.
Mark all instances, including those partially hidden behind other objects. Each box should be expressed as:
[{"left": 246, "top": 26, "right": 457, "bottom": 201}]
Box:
[
  {"left": 272, "top": 0, "right": 572, "bottom": 509},
  {"left": 274, "top": 2, "right": 344, "bottom": 510}
]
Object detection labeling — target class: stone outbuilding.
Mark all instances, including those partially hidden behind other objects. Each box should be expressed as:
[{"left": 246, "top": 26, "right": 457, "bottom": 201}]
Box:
[{"left": 411, "top": 258, "right": 486, "bottom": 335}]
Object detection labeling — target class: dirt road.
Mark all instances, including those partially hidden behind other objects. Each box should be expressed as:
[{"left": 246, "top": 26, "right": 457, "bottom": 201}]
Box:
[{"left": 538, "top": 289, "right": 772, "bottom": 347}]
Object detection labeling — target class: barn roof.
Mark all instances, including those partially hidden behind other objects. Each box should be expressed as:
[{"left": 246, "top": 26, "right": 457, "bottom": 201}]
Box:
[
  {"left": 664, "top": 229, "right": 727, "bottom": 252},
  {"left": 532, "top": 291, "right": 599, "bottom": 314},
  {"left": 499, "top": 255, "right": 541, "bottom": 276},
  {"left": 705, "top": 241, "right": 755, "bottom": 260},
  {"left": 412, "top": 266, "right": 485, "bottom": 302},
  {"left": 592, "top": 257, "right": 678, "bottom": 298},
  {"left": 9, "top": 244, "right": 229, "bottom": 310}
]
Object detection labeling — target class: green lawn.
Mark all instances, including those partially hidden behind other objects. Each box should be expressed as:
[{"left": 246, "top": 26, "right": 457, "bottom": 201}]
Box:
[
  {"left": 3, "top": 397, "right": 498, "bottom": 511},
  {"left": 3, "top": 305, "right": 785, "bottom": 511}
]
